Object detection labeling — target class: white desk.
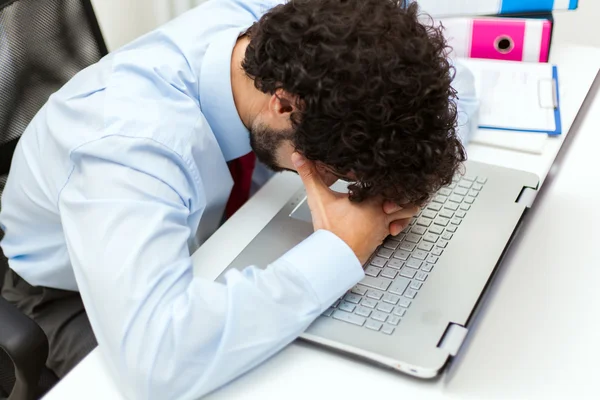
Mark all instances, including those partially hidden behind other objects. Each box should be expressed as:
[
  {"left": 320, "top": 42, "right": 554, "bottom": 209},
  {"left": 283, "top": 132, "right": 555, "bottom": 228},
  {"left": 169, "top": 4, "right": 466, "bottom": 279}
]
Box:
[{"left": 44, "top": 43, "right": 600, "bottom": 400}]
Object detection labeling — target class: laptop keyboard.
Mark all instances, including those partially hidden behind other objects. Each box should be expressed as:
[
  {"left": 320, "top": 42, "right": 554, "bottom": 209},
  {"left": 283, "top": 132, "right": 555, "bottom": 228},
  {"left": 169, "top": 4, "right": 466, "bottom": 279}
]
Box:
[{"left": 321, "top": 174, "right": 488, "bottom": 335}]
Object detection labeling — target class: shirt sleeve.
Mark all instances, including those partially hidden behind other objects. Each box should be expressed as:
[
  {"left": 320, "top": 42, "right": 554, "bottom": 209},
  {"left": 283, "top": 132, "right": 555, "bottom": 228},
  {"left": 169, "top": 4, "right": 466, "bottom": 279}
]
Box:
[
  {"left": 58, "top": 135, "right": 364, "bottom": 400},
  {"left": 452, "top": 59, "right": 481, "bottom": 144}
]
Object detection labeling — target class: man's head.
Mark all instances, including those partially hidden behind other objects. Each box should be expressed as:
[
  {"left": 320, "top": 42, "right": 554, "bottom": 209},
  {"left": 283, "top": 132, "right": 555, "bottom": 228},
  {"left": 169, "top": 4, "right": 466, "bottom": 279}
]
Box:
[{"left": 242, "top": 0, "right": 466, "bottom": 205}]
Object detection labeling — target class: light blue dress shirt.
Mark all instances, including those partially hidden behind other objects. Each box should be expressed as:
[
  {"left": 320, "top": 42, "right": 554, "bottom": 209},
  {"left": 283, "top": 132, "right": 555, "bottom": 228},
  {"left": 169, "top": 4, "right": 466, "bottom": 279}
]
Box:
[{"left": 0, "top": 0, "right": 478, "bottom": 398}]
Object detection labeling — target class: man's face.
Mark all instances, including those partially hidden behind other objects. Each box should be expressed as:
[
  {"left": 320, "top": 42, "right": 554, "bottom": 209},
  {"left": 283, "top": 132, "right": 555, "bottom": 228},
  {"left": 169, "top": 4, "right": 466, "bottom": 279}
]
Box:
[{"left": 249, "top": 114, "right": 340, "bottom": 186}]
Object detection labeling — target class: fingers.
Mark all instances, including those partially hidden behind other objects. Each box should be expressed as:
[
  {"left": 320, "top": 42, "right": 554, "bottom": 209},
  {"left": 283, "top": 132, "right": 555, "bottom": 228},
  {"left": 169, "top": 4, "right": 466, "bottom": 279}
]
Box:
[
  {"left": 383, "top": 200, "right": 402, "bottom": 214},
  {"left": 292, "top": 153, "right": 330, "bottom": 198},
  {"left": 389, "top": 218, "right": 411, "bottom": 237},
  {"left": 384, "top": 204, "right": 420, "bottom": 226}
]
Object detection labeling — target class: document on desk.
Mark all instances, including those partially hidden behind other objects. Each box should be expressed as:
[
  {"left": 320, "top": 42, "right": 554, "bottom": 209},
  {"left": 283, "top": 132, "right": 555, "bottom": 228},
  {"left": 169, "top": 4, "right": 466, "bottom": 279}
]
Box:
[{"left": 459, "top": 58, "right": 562, "bottom": 135}]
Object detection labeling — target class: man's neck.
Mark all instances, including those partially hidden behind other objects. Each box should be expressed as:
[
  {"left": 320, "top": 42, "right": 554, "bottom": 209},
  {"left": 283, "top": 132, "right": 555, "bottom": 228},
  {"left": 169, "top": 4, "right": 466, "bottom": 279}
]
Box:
[{"left": 231, "top": 36, "right": 265, "bottom": 130}]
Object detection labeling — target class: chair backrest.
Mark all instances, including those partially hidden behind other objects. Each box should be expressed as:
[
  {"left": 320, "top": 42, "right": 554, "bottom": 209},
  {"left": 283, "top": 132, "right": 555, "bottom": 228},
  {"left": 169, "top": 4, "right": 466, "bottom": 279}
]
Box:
[
  {"left": 0, "top": 0, "right": 108, "bottom": 200},
  {"left": 0, "top": 1, "right": 107, "bottom": 397}
]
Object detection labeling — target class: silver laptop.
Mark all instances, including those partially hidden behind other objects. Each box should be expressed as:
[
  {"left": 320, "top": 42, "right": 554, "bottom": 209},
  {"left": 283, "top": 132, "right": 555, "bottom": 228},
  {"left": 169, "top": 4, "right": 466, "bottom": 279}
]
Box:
[{"left": 218, "top": 160, "right": 539, "bottom": 379}]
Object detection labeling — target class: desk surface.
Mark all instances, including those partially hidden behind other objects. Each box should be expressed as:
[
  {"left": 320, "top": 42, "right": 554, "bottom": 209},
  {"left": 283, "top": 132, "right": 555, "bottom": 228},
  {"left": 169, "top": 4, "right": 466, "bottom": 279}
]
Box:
[{"left": 44, "top": 44, "right": 600, "bottom": 400}]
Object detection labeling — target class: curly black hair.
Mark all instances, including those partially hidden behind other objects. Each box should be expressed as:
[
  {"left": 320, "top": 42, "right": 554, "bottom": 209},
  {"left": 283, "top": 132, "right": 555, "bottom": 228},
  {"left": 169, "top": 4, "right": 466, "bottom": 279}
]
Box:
[{"left": 242, "top": 0, "right": 466, "bottom": 206}]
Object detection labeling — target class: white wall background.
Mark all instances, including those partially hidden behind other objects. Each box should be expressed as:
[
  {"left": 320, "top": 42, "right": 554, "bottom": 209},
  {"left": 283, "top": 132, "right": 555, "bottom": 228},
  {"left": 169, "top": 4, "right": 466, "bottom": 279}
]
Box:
[{"left": 90, "top": 1, "right": 600, "bottom": 52}]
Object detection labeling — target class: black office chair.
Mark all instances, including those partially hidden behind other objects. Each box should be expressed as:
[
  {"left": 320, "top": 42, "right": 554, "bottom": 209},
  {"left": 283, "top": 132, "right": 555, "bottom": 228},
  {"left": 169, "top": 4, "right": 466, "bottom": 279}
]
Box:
[{"left": 0, "top": 0, "right": 107, "bottom": 398}]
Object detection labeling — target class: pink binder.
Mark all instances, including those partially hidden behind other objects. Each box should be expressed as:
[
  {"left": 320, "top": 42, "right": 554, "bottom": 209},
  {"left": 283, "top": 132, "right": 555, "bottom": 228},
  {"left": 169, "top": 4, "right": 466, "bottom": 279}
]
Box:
[{"left": 440, "top": 17, "right": 553, "bottom": 63}]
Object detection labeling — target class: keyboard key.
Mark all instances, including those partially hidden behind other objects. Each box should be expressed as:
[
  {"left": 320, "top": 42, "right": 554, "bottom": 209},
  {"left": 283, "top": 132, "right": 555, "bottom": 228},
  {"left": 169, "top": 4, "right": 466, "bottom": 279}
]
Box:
[
  {"left": 339, "top": 301, "right": 356, "bottom": 313},
  {"left": 405, "top": 233, "right": 421, "bottom": 243},
  {"left": 344, "top": 293, "right": 362, "bottom": 304},
  {"left": 413, "top": 250, "right": 428, "bottom": 260},
  {"left": 417, "top": 217, "right": 433, "bottom": 227},
  {"left": 462, "top": 175, "right": 476, "bottom": 182},
  {"left": 355, "top": 306, "right": 372, "bottom": 317},
  {"left": 448, "top": 182, "right": 456, "bottom": 189},
  {"left": 428, "top": 225, "right": 444, "bottom": 235},
  {"left": 410, "top": 280, "right": 422, "bottom": 290},
  {"left": 439, "top": 209, "right": 454, "bottom": 219},
  {"left": 382, "top": 293, "right": 400, "bottom": 305},
  {"left": 372, "top": 311, "right": 388, "bottom": 322},
  {"left": 392, "top": 232, "right": 407, "bottom": 241},
  {"left": 366, "top": 290, "right": 384, "bottom": 300},
  {"left": 427, "top": 202, "right": 442, "bottom": 211},
  {"left": 393, "top": 307, "right": 407, "bottom": 317},
  {"left": 404, "top": 289, "right": 418, "bottom": 299},
  {"left": 472, "top": 183, "right": 483, "bottom": 191},
  {"left": 449, "top": 194, "right": 464, "bottom": 204},
  {"left": 322, "top": 308, "right": 334, "bottom": 317},
  {"left": 464, "top": 196, "right": 476, "bottom": 204},
  {"left": 406, "top": 258, "right": 423, "bottom": 269},
  {"left": 438, "top": 188, "right": 452, "bottom": 196},
  {"left": 416, "top": 271, "right": 428, "bottom": 281},
  {"left": 394, "top": 250, "right": 410, "bottom": 261},
  {"left": 432, "top": 248, "right": 443, "bottom": 256},
  {"left": 398, "top": 298, "right": 412, "bottom": 308},
  {"left": 365, "top": 320, "right": 382, "bottom": 331},
  {"left": 442, "top": 232, "right": 453, "bottom": 241},
  {"left": 333, "top": 310, "right": 366, "bottom": 326},
  {"left": 426, "top": 254, "right": 439, "bottom": 264},
  {"left": 436, "top": 240, "right": 449, "bottom": 248},
  {"left": 450, "top": 218, "right": 461, "bottom": 226},
  {"left": 381, "top": 267, "right": 397, "bottom": 279},
  {"left": 362, "top": 298, "right": 378, "bottom": 308},
  {"left": 370, "top": 256, "right": 387, "bottom": 267},
  {"left": 433, "top": 195, "right": 447, "bottom": 204},
  {"left": 458, "top": 181, "right": 472, "bottom": 189},
  {"left": 410, "top": 225, "right": 427, "bottom": 235},
  {"left": 455, "top": 210, "right": 467, "bottom": 218},
  {"left": 361, "top": 276, "right": 392, "bottom": 290},
  {"left": 422, "top": 263, "right": 434, "bottom": 272},
  {"left": 454, "top": 187, "right": 468, "bottom": 196},
  {"left": 469, "top": 189, "right": 479, "bottom": 197},
  {"left": 434, "top": 217, "right": 450, "bottom": 227},
  {"left": 383, "top": 239, "right": 400, "bottom": 250},
  {"left": 423, "top": 232, "right": 439, "bottom": 243},
  {"left": 351, "top": 285, "right": 368, "bottom": 296},
  {"left": 365, "top": 266, "right": 382, "bottom": 277},
  {"left": 388, "top": 316, "right": 401, "bottom": 326},
  {"left": 460, "top": 204, "right": 471, "bottom": 211},
  {"left": 444, "top": 202, "right": 459, "bottom": 211},
  {"left": 389, "top": 277, "right": 410, "bottom": 296},
  {"left": 447, "top": 225, "right": 458, "bottom": 233},
  {"left": 377, "top": 248, "right": 394, "bottom": 258},
  {"left": 399, "top": 242, "right": 416, "bottom": 252},
  {"left": 377, "top": 303, "right": 394, "bottom": 313},
  {"left": 333, "top": 299, "right": 341, "bottom": 308},
  {"left": 387, "top": 259, "right": 404, "bottom": 269},
  {"left": 400, "top": 267, "right": 417, "bottom": 278},
  {"left": 422, "top": 209, "right": 438, "bottom": 219},
  {"left": 381, "top": 325, "right": 395, "bottom": 335},
  {"left": 476, "top": 177, "right": 487, "bottom": 184},
  {"left": 417, "top": 242, "right": 434, "bottom": 252}
]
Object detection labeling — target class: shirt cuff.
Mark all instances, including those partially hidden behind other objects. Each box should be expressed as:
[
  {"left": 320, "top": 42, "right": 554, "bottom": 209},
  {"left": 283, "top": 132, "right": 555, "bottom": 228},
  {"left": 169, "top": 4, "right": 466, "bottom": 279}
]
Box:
[{"left": 278, "top": 229, "right": 365, "bottom": 310}]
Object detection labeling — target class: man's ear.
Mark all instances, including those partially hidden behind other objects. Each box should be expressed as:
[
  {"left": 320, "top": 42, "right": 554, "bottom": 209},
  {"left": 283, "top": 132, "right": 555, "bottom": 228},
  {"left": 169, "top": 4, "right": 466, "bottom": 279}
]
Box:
[{"left": 269, "top": 89, "right": 297, "bottom": 117}]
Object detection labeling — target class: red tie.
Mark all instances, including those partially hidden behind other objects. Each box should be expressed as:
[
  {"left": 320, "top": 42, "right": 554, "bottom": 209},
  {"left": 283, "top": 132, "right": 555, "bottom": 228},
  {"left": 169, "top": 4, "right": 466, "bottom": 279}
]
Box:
[{"left": 225, "top": 152, "right": 256, "bottom": 218}]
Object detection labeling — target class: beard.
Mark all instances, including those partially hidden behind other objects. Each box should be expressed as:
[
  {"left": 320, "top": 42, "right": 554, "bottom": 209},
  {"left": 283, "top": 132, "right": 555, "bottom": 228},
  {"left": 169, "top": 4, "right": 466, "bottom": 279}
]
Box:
[{"left": 249, "top": 121, "right": 294, "bottom": 173}]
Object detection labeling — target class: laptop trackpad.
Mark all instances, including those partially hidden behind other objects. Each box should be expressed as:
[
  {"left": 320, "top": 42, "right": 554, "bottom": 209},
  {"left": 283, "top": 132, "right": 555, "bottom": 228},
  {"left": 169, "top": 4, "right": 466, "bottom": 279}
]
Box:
[{"left": 289, "top": 181, "right": 349, "bottom": 224}]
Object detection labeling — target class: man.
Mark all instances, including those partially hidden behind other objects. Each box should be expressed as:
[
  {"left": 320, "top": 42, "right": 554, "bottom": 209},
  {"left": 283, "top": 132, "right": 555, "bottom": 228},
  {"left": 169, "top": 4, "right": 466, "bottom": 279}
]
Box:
[{"left": 0, "top": 0, "right": 478, "bottom": 398}]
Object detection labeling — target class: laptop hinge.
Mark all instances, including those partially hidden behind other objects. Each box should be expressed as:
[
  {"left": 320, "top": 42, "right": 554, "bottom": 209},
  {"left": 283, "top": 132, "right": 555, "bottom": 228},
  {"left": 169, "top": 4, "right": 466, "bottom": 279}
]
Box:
[
  {"left": 516, "top": 186, "right": 538, "bottom": 208},
  {"left": 437, "top": 323, "right": 468, "bottom": 356}
]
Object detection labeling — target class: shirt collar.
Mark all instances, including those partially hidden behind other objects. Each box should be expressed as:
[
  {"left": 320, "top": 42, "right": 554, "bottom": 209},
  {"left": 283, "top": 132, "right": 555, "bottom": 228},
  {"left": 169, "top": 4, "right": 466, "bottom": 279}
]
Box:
[{"left": 200, "top": 28, "right": 252, "bottom": 162}]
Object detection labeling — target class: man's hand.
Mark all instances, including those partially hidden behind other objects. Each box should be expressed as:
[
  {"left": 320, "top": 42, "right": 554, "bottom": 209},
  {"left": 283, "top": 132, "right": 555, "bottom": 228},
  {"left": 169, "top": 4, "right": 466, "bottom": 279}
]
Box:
[{"left": 292, "top": 153, "right": 419, "bottom": 264}]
